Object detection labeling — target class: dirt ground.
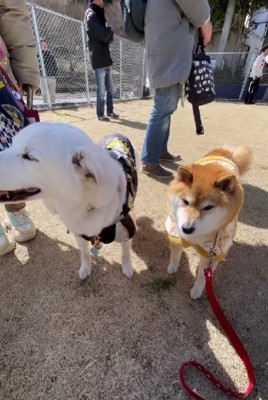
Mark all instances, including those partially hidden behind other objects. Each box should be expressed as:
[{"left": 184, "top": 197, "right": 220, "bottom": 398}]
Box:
[{"left": 0, "top": 100, "right": 267, "bottom": 400}]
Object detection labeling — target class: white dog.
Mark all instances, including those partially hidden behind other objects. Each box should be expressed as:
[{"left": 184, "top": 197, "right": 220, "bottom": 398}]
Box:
[{"left": 0, "top": 122, "right": 140, "bottom": 279}]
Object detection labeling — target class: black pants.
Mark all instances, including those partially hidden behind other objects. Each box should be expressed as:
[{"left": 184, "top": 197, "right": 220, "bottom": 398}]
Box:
[{"left": 244, "top": 77, "right": 260, "bottom": 104}]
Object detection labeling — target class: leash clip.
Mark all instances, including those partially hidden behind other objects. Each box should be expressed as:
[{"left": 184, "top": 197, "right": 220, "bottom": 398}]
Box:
[
  {"left": 205, "top": 247, "right": 216, "bottom": 277},
  {"left": 208, "top": 247, "right": 216, "bottom": 267}
]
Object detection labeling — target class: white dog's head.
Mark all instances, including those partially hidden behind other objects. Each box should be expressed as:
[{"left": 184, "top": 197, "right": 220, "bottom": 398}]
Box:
[{"left": 0, "top": 123, "right": 126, "bottom": 232}]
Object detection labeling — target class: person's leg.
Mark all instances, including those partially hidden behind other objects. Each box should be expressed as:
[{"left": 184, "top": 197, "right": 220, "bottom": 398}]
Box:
[
  {"left": 244, "top": 78, "right": 257, "bottom": 104},
  {"left": 106, "top": 67, "right": 119, "bottom": 118},
  {"left": 47, "top": 77, "right": 56, "bottom": 104},
  {"left": 105, "top": 66, "right": 114, "bottom": 115},
  {"left": 141, "top": 83, "right": 180, "bottom": 165},
  {"left": 94, "top": 68, "right": 106, "bottom": 118},
  {"left": 248, "top": 78, "right": 260, "bottom": 103},
  {"left": 40, "top": 77, "right": 48, "bottom": 104},
  {"left": 5, "top": 203, "right": 26, "bottom": 213},
  {"left": 4, "top": 202, "right": 36, "bottom": 243}
]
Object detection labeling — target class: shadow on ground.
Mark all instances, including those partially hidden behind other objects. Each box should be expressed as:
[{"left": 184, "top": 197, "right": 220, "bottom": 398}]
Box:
[{"left": 240, "top": 184, "right": 268, "bottom": 229}]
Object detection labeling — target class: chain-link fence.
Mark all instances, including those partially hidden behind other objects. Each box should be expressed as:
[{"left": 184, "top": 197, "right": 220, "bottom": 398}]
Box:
[
  {"left": 27, "top": 3, "right": 267, "bottom": 109},
  {"left": 27, "top": 3, "right": 146, "bottom": 110},
  {"left": 28, "top": 3, "right": 90, "bottom": 109}
]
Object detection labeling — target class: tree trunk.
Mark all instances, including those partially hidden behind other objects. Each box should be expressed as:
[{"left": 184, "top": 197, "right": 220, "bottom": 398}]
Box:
[{"left": 216, "top": 0, "right": 236, "bottom": 68}]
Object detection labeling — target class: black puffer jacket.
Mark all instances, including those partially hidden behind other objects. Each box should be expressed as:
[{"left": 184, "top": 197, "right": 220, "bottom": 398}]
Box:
[
  {"left": 40, "top": 51, "right": 58, "bottom": 77},
  {"left": 84, "top": 5, "right": 113, "bottom": 70}
]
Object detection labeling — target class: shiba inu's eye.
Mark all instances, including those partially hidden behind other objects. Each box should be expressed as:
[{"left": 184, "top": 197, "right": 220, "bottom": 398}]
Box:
[
  {"left": 203, "top": 205, "right": 214, "bottom": 211},
  {"left": 182, "top": 198, "right": 189, "bottom": 206},
  {"left": 22, "top": 152, "right": 38, "bottom": 162}
]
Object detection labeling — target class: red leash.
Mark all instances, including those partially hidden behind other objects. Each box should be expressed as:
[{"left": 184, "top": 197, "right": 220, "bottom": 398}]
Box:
[{"left": 179, "top": 266, "right": 255, "bottom": 399}]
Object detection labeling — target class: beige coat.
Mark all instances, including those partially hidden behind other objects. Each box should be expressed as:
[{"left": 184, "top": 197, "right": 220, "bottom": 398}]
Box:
[{"left": 0, "top": 0, "right": 39, "bottom": 88}]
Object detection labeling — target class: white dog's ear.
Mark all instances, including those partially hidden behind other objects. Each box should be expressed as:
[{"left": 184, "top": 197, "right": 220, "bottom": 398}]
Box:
[
  {"left": 177, "top": 166, "right": 193, "bottom": 183},
  {"left": 215, "top": 174, "right": 236, "bottom": 193},
  {"left": 72, "top": 151, "right": 97, "bottom": 182}
]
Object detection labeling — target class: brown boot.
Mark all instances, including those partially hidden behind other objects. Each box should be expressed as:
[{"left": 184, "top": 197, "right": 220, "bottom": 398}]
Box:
[
  {"left": 159, "top": 152, "right": 181, "bottom": 162},
  {"left": 141, "top": 163, "right": 173, "bottom": 179}
]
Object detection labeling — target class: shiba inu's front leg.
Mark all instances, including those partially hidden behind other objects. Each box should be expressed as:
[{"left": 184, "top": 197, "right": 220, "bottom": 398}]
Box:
[
  {"left": 120, "top": 239, "right": 134, "bottom": 278},
  {"left": 167, "top": 242, "right": 183, "bottom": 274},
  {"left": 75, "top": 236, "right": 92, "bottom": 280},
  {"left": 190, "top": 256, "right": 218, "bottom": 299}
]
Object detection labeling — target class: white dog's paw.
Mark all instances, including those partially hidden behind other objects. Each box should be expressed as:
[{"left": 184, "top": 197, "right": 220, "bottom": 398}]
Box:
[
  {"left": 122, "top": 263, "right": 134, "bottom": 279},
  {"left": 79, "top": 265, "right": 91, "bottom": 280},
  {"left": 190, "top": 285, "right": 204, "bottom": 300},
  {"left": 167, "top": 263, "right": 178, "bottom": 275}
]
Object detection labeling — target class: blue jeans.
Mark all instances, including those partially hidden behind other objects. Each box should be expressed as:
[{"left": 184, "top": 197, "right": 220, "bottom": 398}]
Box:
[
  {"left": 94, "top": 66, "right": 114, "bottom": 118},
  {"left": 141, "top": 83, "right": 181, "bottom": 164}
]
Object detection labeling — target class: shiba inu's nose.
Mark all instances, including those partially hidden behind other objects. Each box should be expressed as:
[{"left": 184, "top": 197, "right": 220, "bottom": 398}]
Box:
[{"left": 182, "top": 225, "right": 195, "bottom": 234}]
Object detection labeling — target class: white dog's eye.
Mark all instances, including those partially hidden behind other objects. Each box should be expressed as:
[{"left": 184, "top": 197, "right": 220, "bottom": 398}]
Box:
[
  {"left": 22, "top": 152, "right": 38, "bottom": 162},
  {"left": 203, "top": 204, "right": 214, "bottom": 211},
  {"left": 182, "top": 198, "right": 189, "bottom": 206}
]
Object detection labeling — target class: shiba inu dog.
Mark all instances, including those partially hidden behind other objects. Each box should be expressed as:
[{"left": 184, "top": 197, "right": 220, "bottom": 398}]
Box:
[
  {"left": 165, "top": 146, "right": 252, "bottom": 299},
  {"left": 0, "top": 122, "right": 140, "bottom": 280}
]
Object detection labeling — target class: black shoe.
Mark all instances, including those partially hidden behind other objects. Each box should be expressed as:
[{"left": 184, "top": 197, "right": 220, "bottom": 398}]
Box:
[
  {"left": 159, "top": 152, "right": 182, "bottom": 162},
  {"left": 98, "top": 116, "right": 110, "bottom": 121},
  {"left": 107, "top": 112, "right": 119, "bottom": 119},
  {"left": 142, "top": 163, "right": 173, "bottom": 179}
]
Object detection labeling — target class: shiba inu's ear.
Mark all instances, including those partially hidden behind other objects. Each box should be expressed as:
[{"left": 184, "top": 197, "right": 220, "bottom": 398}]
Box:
[
  {"left": 215, "top": 174, "right": 236, "bottom": 193},
  {"left": 72, "top": 151, "right": 97, "bottom": 183},
  {"left": 177, "top": 166, "right": 193, "bottom": 183}
]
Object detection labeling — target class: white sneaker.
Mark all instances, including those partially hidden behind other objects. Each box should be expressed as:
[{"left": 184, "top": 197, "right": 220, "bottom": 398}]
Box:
[
  {"left": 0, "top": 223, "right": 15, "bottom": 256},
  {"left": 6, "top": 209, "right": 37, "bottom": 243}
]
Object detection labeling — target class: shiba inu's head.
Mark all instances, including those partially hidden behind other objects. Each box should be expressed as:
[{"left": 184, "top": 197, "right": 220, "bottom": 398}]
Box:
[{"left": 168, "top": 147, "right": 252, "bottom": 241}]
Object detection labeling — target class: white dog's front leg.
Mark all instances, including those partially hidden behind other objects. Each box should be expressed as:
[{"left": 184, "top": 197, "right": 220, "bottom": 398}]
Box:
[
  {"left": 167, "top": 242, "right": 183, "bottom": 274},
  {"left": 75, "top": 236, "right": 92, "bottom": 280},
  {"left": 120, "top": 239, "right": 134, "bottom": 278},
  {"left": 115, "top": 222, "right": 134, "bottom": 278},
  {"left": 190, "top": 256, "right": 218, "bottom": 299}
]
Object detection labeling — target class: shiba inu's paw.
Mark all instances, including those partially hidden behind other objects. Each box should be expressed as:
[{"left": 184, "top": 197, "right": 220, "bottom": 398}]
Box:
[
  {"left": 167, "top": 263, "right": 178, "bottom": 274},
  {"left": 190, "top": 285, "right": 204, "bottom": 300},
  {"left": 122, "top": 263, "right": 134, "bottom": 278},
  {"left": 79, "top": 264, "right": 92, "bottom": 280}
]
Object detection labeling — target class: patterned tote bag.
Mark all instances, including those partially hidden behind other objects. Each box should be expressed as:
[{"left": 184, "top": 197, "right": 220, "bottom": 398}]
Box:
[{"left": 186, "top": 43, "right": 215, "bottom": 107}]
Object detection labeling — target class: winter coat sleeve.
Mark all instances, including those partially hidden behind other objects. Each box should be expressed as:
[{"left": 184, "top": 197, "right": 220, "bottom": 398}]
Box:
[
  {"left": 0, "top": 0, "right": 40, "bottom": 88},
  {"left": 175, "top": 0, "right": 210, "bottom": 28},
  {"left": 86, "top": 13, "right": 114, "bottom": 44}
]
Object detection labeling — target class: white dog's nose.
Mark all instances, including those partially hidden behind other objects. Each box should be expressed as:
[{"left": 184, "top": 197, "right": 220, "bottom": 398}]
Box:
[{"left": 182, "top": 225, "right": 195, "bottom": 234}]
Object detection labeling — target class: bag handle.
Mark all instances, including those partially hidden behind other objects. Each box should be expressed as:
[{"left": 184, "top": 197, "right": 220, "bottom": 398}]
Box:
[
  {"left": 195, "top": 32, "right": 205, "bottom": 54},
  {"left": 26, "top": 85, "right": 33, "bottom": 109}
]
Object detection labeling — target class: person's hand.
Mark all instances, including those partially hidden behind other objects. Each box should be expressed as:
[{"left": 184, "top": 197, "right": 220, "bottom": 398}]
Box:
[
  {"left": 200, "top": 20, "right": 213, "bottom": 46},
  {"left": 18, "top": 84, "right": 37, "bottom": 95}
]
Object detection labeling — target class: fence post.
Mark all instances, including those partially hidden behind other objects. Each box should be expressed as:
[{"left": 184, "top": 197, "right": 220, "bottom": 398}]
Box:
[
  {"left": 141, "top": 48, "right": 146, "bottom": 97},
  {"left": 81, "top": 23, "right": 91, "bottom": 105},
  {"left": 30, "top": 4, "right": 52, "bottom": 109},
  {"left": 119, "top": 39, "right": 123, "bottom": 100},
  {"left": 239, "top": 53, "right": 255, "bottom": 101}
]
